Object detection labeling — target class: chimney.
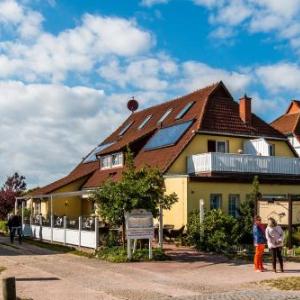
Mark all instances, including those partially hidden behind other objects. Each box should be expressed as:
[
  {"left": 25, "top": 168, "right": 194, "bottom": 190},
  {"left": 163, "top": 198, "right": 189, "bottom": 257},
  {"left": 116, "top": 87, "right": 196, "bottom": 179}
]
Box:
[{"left": 239, "top": 94, "right": 252, "bottom": 124}]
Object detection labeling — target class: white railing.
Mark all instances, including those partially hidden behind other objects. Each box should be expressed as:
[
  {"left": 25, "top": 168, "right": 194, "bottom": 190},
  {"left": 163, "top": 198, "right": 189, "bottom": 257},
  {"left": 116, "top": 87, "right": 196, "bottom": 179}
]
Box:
[
  {"left": 23, "top": 217, "right": 99, "bottom": 249},
  {"left": 188, "top": 152, "right": 300, "bottom": 175}
]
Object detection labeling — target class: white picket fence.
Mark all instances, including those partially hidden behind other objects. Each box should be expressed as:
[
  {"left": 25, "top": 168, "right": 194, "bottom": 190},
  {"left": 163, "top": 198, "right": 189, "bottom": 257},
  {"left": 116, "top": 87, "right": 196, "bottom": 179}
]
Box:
[{"left": 23, "top": 217, "right": 99, "bottom": 249}]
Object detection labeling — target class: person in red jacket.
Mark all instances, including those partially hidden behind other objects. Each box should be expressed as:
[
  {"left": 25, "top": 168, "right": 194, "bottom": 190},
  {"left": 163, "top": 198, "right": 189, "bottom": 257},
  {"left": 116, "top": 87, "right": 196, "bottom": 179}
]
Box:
[{"left": 253, "top": 215, "right": 267, "bottom": 272}]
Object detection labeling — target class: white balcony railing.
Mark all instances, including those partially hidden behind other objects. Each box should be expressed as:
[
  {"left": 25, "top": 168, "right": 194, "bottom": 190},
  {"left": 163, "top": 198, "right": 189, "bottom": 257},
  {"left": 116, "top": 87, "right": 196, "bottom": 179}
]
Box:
[{"left": 187, "top": 152, "right": 300, "bottom": 176}]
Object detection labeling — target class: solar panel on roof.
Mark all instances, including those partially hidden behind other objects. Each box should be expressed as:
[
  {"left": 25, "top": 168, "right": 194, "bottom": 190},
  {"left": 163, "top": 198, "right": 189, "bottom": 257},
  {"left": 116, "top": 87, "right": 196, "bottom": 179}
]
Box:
[
  {"left": 175, "top": 102, "right": 194, "bottom": 119},
  {"left": 83, "top": 142, "right": 115, "bottom": 163},
  {"left": 144, "top": 120, "right": 194, "bottom": 151}
]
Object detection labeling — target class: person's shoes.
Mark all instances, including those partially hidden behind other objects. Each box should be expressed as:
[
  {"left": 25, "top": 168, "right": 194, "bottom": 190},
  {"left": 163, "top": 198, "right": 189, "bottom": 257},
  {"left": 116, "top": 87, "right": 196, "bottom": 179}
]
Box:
[
  {"left": 255, "top": 269, "right": 262, "bottom": 272},
  {"left": 273, "top": 269, "right": 277, "bottom": 273},
  {"left": 279, "top": 269, "right": 284, "bottom": 273}
]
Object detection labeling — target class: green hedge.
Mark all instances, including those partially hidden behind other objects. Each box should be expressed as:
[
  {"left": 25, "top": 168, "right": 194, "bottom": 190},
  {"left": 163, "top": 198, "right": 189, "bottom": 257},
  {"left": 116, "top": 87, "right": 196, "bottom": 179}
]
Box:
[{"left": 0, "top": 220, "right": 8, "bottom": 234}]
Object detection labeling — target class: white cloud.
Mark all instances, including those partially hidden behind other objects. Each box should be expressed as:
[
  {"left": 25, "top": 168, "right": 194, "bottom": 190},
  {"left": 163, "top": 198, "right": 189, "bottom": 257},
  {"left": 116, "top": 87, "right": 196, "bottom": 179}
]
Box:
[
  {"left": 179, "top": 61, "right": 252, "bottom": 94},
  {"left": 0, "top": 0, "right": 43, "bottom": 39},
  {"left": 140, "top": 0, "right": 170, "bottom": 7},
  {"left": 0, "top": 81, "right": 125, "bottom": 187},
  {"left": 98, "top": 56, "right": 178, "bottom": 91},
  {"left": 256, "top": 63, "right": 300, "bottom": 93},
  {"left": 0, "top": 12, "right": 153, "bottom": 82},
  {"left": 193, "top": 0, "right": 300, "bottom": 51}
]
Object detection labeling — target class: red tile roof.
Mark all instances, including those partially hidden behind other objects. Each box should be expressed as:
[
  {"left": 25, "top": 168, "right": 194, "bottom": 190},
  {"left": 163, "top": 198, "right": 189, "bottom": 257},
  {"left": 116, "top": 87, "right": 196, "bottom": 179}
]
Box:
[
  {"left": 32, "top": 161, "right": 99, "bottom": 195},
  {"left": 36, "top": 81, "right": 287, "bottom": 192},
  {"left": 271, "top": 113, "right": 300, "bottom": 135}
]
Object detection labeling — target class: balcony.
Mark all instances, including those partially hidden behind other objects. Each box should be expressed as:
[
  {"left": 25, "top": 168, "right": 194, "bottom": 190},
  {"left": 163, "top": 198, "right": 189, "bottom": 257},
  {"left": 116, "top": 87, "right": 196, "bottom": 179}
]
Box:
[{"left": 187, "top": 152, "right": 300, "bottom": 176}]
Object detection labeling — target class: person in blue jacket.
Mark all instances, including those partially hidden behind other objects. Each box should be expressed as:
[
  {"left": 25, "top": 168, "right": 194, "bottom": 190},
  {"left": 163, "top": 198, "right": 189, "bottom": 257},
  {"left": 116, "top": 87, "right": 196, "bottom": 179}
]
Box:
[{"left": 253, "top": 215, "right": 266, "bottom": 272}]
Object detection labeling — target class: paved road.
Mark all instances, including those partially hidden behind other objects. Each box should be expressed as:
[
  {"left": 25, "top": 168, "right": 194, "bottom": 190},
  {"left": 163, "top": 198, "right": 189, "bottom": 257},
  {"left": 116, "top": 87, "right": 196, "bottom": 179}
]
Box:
[{"left": 0, "top": 237, "right": 300, "bottom": 300}]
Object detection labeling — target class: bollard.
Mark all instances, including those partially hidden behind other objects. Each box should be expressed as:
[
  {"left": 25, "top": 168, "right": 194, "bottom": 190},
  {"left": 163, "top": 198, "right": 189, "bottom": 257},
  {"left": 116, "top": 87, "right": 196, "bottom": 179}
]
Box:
[{"left": 2, "top": 277, "right": 16, "bottom": 300}]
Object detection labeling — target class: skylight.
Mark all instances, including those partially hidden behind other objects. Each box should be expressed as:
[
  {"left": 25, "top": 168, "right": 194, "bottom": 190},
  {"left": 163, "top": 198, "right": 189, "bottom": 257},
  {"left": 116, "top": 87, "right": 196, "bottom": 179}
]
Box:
[
  {"left": 138, "top": 115, "right": 152, "bottom": 130},
  {"left": 119, "top": 121, "right": 134, "bottom": 136},
  {"left": 175, "top": 102, "right": 194, "bottom": 119},
  {"left": 83, "top": 142, "right": 115, "bottom": 163},
  {"left": 158, "top": 108, "right": 173, "bottom": 124},
  {"left": 144, "top": 120, "right": 194, "bottom": 151}
]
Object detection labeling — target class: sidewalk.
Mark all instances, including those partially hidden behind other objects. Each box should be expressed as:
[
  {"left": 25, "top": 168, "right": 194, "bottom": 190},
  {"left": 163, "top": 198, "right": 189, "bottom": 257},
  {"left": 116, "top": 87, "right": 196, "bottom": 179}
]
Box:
[{"left": 1, "top": 237, "right": 300, "bottom": 300}]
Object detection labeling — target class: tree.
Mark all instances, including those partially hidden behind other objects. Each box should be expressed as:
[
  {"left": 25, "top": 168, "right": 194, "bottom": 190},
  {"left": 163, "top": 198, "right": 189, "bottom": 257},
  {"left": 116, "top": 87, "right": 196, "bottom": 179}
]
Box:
[
  {"left": 0, "top": 173, "right": 27, "bottom": 219},
  {"left": 237, "top": 175, "right": 260, "bottom": 244},
  {"left": 92, "top": 149, "right": 178, "bottom": 246},
  {"left": 186, "top": 209, "right": 240, "bottom": 253}
]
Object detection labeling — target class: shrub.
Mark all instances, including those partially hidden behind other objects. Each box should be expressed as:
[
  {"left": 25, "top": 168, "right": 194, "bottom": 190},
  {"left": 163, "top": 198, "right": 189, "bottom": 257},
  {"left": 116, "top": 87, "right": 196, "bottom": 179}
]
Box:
[
  {"left": 186, "top": 209, "right": 240, "bottom": 253},
  {"left": 96, "top": 246, "right": 168, "bottom": 263},
  {"left": 0, "top": 220, "right": 8, "bottom": 234}
]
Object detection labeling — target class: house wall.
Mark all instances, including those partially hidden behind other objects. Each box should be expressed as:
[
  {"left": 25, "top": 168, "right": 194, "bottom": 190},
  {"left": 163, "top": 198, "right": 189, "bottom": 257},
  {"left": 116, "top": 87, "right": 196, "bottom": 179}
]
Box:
[
  {"left": 168, "top": 134, "right": 295, "bottom": 174},
  {"left": 40, "top": 178, "right": 88, "bottom": 218},
  {"left": 163, "top": 176, "right": 188, "bottom": 229},
  {"left": 164, "top": 179, "right": 300, "bottom": 228},
  {"left": 289, "top": 135, "right": 300, "bottom": 156}
]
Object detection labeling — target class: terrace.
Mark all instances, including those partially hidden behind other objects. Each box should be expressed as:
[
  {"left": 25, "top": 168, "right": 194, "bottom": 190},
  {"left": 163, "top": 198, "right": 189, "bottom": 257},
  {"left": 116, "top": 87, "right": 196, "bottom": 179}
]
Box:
[{"left": 187, "top": 152, "right": 300, "bottom": 176}]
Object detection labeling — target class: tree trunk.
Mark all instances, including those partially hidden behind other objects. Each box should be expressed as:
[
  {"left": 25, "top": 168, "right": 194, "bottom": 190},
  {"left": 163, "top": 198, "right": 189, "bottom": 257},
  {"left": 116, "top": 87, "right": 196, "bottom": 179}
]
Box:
[{"left": 122, "top": 221, "right": 126, "bottom": 249}]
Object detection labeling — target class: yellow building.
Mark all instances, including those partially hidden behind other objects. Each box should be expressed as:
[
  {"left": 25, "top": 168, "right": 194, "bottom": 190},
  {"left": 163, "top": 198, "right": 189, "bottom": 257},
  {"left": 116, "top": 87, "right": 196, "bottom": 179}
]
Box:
[{"left": 27, "top": 82, "right": 300, "bottom": 228}]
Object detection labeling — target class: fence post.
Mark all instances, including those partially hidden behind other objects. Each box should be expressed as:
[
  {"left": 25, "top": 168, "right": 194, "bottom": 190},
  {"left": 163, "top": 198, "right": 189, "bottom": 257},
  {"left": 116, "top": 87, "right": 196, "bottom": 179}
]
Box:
[
  {"left": 2, "top": 277, "right": 16, "bottom": 300},
  {"left": 78, "top": 216, "right": 82, "bottom": 248},
  {"left": 94, "top": 217, "right": 99, "bottom": 250},
  {"left": 158, "top": 205, "right": 163, "bottom": 249},
  {"left": 63, "top": 216, "right": 67, "bottom": 245},
  {"left": 21, "top": 201, "right": 25, "bottom": 229},
  {"left": 39, "top": 214, "right": 42, "bottom": 240},
  {"left": 50, "top": 214, "right": 54, "bottom": 243},
  {"left": 149, "top": 238, "right": 152, "bottom": 260}
]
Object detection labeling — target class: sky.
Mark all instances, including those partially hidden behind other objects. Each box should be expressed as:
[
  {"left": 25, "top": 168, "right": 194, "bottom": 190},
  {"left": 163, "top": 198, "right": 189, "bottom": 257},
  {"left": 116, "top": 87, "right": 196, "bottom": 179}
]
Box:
[{"left": 1, "top": 0, "right": 300, "bottom": 187}]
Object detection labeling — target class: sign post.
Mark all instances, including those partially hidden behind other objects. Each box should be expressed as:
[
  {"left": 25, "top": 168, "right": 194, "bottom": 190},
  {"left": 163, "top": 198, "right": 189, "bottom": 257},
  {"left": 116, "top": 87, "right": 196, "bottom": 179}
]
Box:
[{"left": 125, "top": 209, "right": 154, "bottom": 260}]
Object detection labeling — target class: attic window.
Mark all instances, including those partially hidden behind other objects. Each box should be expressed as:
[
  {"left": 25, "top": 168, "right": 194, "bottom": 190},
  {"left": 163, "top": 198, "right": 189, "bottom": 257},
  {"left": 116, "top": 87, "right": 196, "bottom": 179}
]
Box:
[
  {"left": 138, "top": 115, "right": 152, "bottom": 130},
  {"left": 119, "top": 121, "right": 133, "bottom": 136},
  {"left": 175, "top": 102, "right": 194, "bottom": 119},
  {"left": 158, "top": 108, "right": 173, "bottom": 124}
]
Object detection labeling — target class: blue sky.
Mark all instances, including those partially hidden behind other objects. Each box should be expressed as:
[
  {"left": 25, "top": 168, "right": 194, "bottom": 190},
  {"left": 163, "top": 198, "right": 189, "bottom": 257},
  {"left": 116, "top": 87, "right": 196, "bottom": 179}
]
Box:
[{"left": 1, "top": 0, "right": 300, "bottom": 187}]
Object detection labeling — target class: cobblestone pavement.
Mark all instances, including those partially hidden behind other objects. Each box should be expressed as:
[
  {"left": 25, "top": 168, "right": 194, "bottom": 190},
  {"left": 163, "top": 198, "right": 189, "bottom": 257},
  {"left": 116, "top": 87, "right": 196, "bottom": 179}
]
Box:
[
  {"left": 0, "top": 237, "right": 300, "bottom": 300},
  {"left": 175, "top": 290, "right": 300, "bottom": 300}
]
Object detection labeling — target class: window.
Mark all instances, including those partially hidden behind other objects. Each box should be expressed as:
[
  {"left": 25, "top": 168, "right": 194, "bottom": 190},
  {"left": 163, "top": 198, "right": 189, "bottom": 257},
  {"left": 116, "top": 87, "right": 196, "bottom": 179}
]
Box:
[
  {"left": 269, "top": 144, "right": 275, "bottom": 156},
  {"left": 158, "top": 108, "right": 173, "bottom": 124},
  {"left": 207, "top": 140, "right": 229, "bottom": 153},
  {"left": 144, "top": 120, "right": 194, "bottom": 151},
  {"left": 101, "top": 156, "right": 112, "bottom": 169},
  {"left": 83, "top": 142, "right": 115, "bottom": 163},
  {"left": 228, "top": 194, "right": 240, "bottom": 217},
  {"left": 112, "top": 153, "right": 123, "bottom": 167},
  {"left": 175, "top": 102, "right": 194, "bottom": 119},
  {"left": 210, "top": 194, "right": 222, "bottom": 210},
  {"left": 138, "top": 115, "right": 152, "bottom": 130},
  {"left": 101, "top": 153, "right": 123, "bottom": 169},
  {"left": 119, "top": 121, "right": 134, "bottom": 136}
]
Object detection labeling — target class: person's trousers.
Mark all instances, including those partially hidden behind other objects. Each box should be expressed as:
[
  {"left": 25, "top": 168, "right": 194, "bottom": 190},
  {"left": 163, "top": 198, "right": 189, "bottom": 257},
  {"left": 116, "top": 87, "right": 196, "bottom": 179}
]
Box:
[
  {"left": 10, "top": 227, "right": 22, "bottom": 244},
  {"left": 254, "top": 244, "right": 265, "bottom": 270},
  {"left": 270, "top": 247, "right": 283, "bottom": 271}
]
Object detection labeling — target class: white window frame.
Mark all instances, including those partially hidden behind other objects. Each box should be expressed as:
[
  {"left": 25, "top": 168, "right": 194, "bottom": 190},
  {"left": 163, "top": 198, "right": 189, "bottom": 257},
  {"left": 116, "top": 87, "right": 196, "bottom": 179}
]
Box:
[
  {"left": 112, "top": 152, "right": 124, "bottom": 167},
  {"left": 101, "top": 152, "right": 123, "bottom": 169},
  {"left": 158, "top": 108, "right": 173, "bottom": 124},
  {"left": 216, "top": 141, "right": 229, "bottom": 153},
  {"left": 210, "top": 194, "right": 222, "bottom": 210},
  {"left": 138, "top": 115, "right": 152, "bottom": 130},
  {"left": 228, "top": 194, "right": 240, "bottom": 217}
]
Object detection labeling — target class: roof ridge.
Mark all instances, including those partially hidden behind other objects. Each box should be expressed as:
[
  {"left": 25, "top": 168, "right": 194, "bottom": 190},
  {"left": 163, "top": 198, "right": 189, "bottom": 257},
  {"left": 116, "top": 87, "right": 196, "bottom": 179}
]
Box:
[{"left": 130, "top": 82, "right": 220, "bottom": 115}]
